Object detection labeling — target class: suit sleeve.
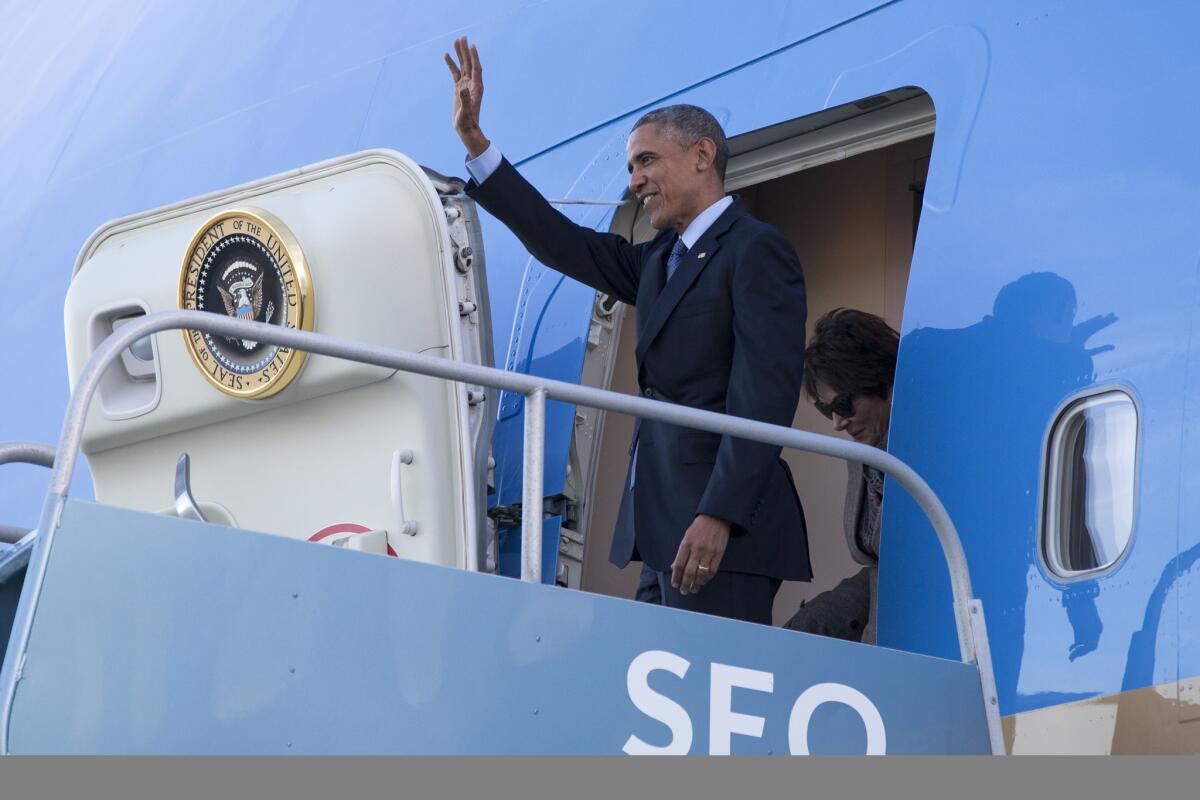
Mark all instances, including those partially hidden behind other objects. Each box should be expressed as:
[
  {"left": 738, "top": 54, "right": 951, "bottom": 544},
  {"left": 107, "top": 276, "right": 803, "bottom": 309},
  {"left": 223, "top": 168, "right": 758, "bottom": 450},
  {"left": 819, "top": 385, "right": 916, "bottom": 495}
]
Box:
[
  {"left": 695, "top": 227, "right": 807, "bottom": 530},
  {"left": 467, "top": 157, "right": 645, "bottom": 304}
]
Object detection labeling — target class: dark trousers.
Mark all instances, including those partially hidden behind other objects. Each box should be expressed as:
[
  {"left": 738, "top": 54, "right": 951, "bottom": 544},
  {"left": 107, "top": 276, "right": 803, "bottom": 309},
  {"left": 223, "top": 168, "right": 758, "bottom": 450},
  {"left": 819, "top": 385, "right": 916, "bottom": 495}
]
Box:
[
  {"left": 635, "top": 562, "right": 662, "bottom": 605},
  {"left": 634, "top": 562, "right": 779, "bottom": 626}
]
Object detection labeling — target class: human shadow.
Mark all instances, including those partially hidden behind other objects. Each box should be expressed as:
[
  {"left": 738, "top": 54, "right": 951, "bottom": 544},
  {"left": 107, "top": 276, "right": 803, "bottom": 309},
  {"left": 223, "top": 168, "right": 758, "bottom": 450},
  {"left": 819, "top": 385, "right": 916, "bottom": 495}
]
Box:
[{"left": 884, "top": 272, "right": 1116, "bottom": 712}]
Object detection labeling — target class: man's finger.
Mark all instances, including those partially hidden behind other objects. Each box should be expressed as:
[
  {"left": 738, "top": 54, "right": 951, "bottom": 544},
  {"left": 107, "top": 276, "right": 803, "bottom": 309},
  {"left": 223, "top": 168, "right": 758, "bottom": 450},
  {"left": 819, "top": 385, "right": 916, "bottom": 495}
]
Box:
[
  {"left": 461, "top": 37, "right": 474, "bottom": 77},
  {"left": 471, "top": 43, "right": 482, "bottom": 82},
  {"left": 693, "top": 551, "right": 715, "bottom": 591},
  {"left": 693, "top": 546, "right": 723, "bottom": 592},
  {"left": 678, "top": 544, "right": 701, "bottom": 594},
  {"left": 670, "top": 545, "right": 689, "bottom": 589},
  {"left": 454, "top": 37, "right": 468, "bottom": 71},
  {"left": 444, "top": 52, "right": 462, "bottom": 82},
  {"left": 682, "top": 552, "right": 704, "bottom": 595}
]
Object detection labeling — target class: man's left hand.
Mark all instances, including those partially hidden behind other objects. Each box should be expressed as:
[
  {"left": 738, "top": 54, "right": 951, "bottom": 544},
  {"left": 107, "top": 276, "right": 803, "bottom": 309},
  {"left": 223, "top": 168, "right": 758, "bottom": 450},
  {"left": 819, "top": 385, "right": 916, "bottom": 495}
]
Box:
[{"left": 671, "top": 514, "right": 730, "bottom": 595}]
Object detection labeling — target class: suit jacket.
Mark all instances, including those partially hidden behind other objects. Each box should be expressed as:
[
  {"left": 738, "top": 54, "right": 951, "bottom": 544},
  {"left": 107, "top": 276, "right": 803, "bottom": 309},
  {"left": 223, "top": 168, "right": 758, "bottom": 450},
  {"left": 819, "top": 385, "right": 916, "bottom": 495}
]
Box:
[{"left": 469, "top": 158, "right": 811, "bottom": 581}]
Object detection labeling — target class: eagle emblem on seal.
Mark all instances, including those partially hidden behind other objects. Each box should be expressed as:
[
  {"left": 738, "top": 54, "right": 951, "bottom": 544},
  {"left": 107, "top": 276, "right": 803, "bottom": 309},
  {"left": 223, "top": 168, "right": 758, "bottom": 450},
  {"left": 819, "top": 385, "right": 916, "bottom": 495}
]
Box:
[{"left": 215, "top": 265, "right": 275, "bottom": 350}]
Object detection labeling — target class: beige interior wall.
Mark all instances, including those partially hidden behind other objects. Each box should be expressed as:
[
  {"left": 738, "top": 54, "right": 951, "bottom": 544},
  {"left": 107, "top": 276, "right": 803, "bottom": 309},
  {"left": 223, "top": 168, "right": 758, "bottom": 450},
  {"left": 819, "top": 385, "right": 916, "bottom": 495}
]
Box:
[
  {"left": 580, "top": 135, "right": 933, "bottom": 625},
  {"left": 580, "top": 305, "right": 643, "bottom": 598}
]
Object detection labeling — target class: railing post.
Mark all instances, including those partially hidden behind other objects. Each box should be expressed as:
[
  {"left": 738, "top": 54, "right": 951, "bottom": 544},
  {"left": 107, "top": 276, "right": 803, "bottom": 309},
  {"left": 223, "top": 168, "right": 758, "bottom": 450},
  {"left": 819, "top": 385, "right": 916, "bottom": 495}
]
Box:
[
  {"left": 969, "top": 599, "right": 1006, "bottom": 754},
  {"left": 521, "top": 388, "right": 547, "bottom": 583}
]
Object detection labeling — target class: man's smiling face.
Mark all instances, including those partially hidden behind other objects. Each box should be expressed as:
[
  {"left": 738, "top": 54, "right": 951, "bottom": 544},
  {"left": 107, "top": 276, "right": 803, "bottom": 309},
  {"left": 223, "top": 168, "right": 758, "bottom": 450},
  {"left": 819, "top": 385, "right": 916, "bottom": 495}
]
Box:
[{"left": 627, "top": 123, "right": 710, "bottom": 234}]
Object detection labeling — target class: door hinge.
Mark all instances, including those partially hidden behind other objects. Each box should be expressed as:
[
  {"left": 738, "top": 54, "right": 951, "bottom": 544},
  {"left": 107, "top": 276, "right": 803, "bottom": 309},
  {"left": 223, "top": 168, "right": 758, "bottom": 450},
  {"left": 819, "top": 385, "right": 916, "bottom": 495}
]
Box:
[{"left": 488, "top": 494, "right": 578, "bottom": 529}]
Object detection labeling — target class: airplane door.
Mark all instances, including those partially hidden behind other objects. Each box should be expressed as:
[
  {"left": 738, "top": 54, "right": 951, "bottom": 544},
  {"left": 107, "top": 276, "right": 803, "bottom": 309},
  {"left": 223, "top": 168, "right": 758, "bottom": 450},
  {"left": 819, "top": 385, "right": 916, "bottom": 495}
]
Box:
[{"left": 65, "top": 150, "right": 497, "bottom": 572}]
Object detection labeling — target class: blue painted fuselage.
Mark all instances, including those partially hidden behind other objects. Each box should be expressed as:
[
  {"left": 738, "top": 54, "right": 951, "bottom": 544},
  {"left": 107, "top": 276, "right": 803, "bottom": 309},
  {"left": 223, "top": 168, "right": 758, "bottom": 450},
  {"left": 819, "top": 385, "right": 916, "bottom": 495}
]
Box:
[{"left": 2, "top": 0, "right": 1198, "bottom": 738}]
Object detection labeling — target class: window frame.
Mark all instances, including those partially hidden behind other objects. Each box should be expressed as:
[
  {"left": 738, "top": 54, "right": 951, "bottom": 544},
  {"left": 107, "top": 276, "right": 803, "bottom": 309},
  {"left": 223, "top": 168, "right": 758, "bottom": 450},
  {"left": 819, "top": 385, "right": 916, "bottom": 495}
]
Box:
[{"left": 1039, "top": 385, "right": 1141, "bottom": 582}]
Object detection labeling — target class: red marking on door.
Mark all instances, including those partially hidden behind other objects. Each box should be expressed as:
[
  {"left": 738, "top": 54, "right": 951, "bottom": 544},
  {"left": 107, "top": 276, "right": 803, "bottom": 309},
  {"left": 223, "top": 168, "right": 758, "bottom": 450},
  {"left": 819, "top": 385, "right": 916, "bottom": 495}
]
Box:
[{"left": 308, "top": 523, "right": 398, "bottom": 557}]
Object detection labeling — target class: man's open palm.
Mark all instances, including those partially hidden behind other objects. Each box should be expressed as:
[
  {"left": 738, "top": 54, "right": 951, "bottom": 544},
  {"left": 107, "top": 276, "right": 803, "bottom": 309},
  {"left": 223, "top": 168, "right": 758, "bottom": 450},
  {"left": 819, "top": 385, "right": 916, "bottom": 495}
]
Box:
[{"left": 444, "top": 36, "right": 489, "bottom": 157}]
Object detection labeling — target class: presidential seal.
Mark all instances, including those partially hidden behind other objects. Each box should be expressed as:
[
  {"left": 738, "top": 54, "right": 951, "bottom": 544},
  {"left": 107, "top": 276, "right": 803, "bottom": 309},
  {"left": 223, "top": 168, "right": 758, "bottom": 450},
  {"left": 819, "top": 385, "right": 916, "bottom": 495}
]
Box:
[{"left": 179, "top": 208, "right": 314, "bottom": 398}]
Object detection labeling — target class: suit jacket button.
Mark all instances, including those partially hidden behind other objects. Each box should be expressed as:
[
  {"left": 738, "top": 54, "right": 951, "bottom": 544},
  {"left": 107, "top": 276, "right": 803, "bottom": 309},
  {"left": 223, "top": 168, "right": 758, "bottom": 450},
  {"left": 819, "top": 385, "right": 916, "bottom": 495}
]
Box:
[{"left": 643, "top": 387, "right": 654, "bottom": 397}]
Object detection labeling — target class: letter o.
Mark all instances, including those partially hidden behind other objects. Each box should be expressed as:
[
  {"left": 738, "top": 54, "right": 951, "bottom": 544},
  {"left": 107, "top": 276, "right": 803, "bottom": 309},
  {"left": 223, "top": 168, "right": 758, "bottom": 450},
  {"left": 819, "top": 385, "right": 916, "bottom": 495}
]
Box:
[{"left": 788, "top": 683, "right": 886, "bottom": 755}]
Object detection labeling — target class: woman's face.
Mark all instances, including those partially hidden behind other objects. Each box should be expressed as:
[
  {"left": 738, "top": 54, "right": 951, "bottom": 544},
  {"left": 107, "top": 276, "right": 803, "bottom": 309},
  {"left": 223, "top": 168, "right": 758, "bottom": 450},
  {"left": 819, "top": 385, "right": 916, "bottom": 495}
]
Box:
[{"left": 812, "top": 380, "right": 892, "bottom": 449}]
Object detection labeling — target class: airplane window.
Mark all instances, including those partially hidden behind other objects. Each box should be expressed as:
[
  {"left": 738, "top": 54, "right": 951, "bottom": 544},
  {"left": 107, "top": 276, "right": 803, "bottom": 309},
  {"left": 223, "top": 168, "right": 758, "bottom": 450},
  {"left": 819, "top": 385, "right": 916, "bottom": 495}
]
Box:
[{"left": 1043, "top": 390, "right": 1138, "bottom": 577}]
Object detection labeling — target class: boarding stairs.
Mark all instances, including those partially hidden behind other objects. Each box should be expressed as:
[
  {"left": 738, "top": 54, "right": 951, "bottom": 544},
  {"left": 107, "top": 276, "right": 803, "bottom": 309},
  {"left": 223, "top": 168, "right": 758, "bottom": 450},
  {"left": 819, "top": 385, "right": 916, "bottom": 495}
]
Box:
[{"left": 0, "top": 311, "right": 1002, "bottom": 755}]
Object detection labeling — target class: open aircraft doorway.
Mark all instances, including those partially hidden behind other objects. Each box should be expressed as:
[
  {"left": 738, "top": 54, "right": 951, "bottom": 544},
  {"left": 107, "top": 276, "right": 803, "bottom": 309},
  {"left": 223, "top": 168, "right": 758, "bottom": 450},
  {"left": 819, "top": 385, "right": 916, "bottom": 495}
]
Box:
[{"left": 568, "top": 90, "right": 934, "bottom": 625}]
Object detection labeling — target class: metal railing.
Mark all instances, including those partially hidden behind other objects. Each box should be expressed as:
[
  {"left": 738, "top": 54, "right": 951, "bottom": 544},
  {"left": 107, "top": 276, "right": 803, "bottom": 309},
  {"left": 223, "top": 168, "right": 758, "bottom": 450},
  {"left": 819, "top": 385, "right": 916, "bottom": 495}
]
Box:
[
  {"left": 16, "top": 309, "right": 1005, "bottom": 752},
  {"left": 0, "top": 442, "right": 56, "bottom": 545},
  {"left": 0, "top": 442, "right": 55, "bottom": 470}
]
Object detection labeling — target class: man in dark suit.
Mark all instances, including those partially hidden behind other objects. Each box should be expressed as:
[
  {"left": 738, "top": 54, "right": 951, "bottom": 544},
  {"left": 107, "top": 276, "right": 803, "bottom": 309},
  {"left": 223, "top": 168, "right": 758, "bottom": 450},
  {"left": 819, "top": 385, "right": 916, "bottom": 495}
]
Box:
[{"left": 446, "top": 38, "right": 810, "bottom": 624}]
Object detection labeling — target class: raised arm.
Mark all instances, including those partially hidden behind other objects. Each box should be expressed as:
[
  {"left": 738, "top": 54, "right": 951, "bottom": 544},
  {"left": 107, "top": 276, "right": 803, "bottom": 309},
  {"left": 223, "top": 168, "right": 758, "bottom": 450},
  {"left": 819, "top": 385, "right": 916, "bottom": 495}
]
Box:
[{"left": 444, "top": 37, "right": 649, "bottom": 304}]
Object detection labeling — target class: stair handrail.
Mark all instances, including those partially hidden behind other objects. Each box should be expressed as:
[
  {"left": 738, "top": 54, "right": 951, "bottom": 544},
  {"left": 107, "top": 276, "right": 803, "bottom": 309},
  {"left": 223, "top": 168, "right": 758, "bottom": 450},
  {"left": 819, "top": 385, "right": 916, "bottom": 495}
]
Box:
[{"left": 7, "top": 310, "right": 1004, "bottom": 754}]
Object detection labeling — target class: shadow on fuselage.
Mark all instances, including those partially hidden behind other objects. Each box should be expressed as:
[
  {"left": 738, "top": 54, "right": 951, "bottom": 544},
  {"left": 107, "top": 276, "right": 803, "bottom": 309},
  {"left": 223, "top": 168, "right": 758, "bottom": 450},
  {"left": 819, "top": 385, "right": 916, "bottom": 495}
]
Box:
[{"left": 889, "top": 272, "right": 1116, "bottom": 710}]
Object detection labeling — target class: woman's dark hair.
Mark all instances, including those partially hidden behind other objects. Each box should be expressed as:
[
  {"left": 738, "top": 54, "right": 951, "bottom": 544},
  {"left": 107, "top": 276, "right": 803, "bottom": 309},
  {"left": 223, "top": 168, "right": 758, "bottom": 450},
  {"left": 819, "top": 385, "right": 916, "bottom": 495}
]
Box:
[{"left": 803, "top": 308, "right": 900, "bottom": 400}]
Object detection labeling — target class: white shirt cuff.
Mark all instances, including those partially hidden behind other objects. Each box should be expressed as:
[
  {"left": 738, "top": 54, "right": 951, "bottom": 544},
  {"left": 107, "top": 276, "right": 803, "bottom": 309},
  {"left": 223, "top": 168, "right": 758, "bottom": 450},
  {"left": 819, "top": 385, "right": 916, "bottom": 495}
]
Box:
[{"left": 465, "top": 143, "right": 502, "bottom": 184}]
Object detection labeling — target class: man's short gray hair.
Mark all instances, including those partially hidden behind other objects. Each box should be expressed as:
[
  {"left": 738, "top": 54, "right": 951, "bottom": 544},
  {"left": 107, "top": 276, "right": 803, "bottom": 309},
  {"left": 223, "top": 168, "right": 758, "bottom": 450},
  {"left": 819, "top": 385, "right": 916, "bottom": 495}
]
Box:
[{"left": 632, "top": 104, "right": 729, "bottom": 180}]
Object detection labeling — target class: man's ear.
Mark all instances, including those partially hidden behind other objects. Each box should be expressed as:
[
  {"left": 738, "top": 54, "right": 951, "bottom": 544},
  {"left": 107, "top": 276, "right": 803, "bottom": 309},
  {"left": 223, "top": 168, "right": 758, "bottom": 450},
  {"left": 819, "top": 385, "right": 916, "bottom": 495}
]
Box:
[{"left": 694, "top": 137, "right": 717, "bottom": 172}]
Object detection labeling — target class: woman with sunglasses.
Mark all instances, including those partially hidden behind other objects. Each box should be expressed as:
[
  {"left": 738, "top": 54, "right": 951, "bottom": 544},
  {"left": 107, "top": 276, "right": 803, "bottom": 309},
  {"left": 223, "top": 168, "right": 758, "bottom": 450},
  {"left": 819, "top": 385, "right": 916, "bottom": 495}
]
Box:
[{"left": 784, "top": 308, "right": 899, "bottom": 644}]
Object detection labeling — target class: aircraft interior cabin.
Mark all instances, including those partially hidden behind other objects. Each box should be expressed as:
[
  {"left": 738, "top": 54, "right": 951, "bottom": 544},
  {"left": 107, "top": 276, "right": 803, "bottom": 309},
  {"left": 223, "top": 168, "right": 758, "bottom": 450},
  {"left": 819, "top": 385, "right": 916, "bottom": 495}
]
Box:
[{"left": 569, "top": 90, "right": 934, "bottom": 625}]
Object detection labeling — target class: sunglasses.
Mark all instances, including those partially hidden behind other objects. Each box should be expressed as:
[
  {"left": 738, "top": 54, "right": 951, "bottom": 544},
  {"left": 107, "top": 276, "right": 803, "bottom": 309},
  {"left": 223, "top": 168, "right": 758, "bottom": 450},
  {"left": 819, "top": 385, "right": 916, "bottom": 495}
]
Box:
[{"left": 813, "top": 392, "right": 856, "bottom": 421}]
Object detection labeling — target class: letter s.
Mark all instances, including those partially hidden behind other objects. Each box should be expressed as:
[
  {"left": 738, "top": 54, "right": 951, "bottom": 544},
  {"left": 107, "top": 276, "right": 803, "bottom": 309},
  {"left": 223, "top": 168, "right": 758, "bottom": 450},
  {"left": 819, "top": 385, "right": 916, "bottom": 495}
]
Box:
[{"left": 622, "top": 650, "right": 693, "bottom": 755}]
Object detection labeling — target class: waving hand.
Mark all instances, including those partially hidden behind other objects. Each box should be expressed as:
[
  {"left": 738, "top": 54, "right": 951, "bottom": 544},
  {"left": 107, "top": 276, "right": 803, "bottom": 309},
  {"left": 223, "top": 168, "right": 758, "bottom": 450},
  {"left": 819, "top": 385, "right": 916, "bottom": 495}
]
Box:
[{"left": 444, "top": 36, "right": 490, "bottom": 158}]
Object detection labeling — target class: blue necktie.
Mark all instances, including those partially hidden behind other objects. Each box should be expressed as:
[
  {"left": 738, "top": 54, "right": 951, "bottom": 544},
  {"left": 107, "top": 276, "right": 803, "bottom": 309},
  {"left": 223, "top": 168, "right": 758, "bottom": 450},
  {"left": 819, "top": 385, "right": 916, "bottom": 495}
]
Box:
[
  {"left": 631, "top": 238, "right": 690, "bottom": 491},
  {"left": 666, "top": 237, "right": 687, "bottom": 281}
]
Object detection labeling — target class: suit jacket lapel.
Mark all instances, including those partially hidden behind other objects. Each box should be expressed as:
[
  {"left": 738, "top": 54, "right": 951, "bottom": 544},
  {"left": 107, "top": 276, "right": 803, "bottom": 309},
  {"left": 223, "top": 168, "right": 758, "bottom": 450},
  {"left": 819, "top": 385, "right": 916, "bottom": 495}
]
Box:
[{"left": 635, "top": 198, "right": 745, "bottom": 368}]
